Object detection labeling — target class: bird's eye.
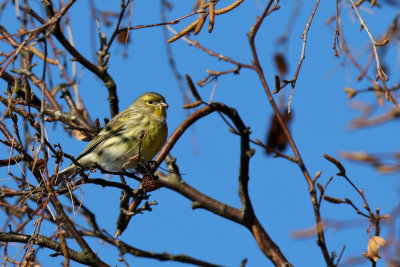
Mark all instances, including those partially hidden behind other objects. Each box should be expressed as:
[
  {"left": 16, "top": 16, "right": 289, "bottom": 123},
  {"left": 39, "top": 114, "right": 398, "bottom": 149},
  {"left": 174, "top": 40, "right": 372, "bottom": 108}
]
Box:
[{"left": 147, "top": 100, "right": 153, "bottom": 104}]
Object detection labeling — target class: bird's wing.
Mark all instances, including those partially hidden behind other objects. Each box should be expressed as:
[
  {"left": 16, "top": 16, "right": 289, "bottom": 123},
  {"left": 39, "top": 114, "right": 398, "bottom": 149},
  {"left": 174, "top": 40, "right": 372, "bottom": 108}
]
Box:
[{"left": 76, "top": 108, "right": 142, "bottom": 161}]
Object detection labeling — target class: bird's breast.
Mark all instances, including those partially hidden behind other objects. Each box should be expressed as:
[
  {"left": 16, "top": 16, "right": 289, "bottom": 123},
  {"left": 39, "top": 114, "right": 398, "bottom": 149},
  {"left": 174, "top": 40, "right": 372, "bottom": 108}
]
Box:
[{"left": 140, "top": 120, "right": 167, "bottom": 162}]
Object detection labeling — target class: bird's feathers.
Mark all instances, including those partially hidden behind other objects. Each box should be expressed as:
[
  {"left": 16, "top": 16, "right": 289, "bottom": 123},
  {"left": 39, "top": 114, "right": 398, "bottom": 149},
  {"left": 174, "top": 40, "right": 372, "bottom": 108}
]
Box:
[{"left": 55, "top": 92, "right": 168, "bottom": 185}]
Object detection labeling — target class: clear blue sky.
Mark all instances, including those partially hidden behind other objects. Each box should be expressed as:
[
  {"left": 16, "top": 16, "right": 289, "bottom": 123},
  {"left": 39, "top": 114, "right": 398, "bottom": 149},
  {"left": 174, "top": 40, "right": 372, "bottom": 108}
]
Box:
[{"left": 1, "top": 1, "right": 399, "bottom": 266}]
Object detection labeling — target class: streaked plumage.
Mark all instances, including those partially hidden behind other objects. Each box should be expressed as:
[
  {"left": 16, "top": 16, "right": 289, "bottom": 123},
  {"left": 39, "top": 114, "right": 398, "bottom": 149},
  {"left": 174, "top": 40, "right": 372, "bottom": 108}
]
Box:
[{"left": 55, "top": 92, "right": 168, "bottom": 184}]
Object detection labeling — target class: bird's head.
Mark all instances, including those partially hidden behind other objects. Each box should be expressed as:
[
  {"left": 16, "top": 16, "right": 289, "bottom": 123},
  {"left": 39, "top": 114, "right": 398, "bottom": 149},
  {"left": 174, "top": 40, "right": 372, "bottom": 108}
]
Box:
[{"left": 134, "top": 92, "right": 168, "bottom": 118}]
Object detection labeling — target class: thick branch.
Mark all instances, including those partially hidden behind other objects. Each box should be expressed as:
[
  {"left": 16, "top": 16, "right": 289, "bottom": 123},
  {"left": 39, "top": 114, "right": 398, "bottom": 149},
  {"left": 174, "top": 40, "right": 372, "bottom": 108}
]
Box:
[
  {"left": 153, "top": 103, "right": 290, "bottom": 266},
  {"left": 0, "top": 232, "right": 109, "bottom": 266}
]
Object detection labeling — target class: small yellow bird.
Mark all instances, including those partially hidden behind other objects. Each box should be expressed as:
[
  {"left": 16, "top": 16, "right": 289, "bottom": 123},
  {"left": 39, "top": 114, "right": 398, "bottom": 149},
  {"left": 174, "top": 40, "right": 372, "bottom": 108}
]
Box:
[{"left": 55, "top": 92, "right": 168, "bottom": 184}]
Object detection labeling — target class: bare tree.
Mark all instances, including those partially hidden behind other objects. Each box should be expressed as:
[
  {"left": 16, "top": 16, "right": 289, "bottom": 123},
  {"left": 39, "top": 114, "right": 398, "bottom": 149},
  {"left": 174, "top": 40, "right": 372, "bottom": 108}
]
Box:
[{"left": 0, "top": 0, "right": 398, "bottom": 266}]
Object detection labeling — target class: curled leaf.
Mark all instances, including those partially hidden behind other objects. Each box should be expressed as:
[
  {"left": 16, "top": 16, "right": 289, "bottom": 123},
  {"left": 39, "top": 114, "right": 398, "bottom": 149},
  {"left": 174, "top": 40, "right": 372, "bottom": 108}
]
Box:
[
  {"left": 117, "top": 30, "right": 130, "bottom": 44},
  {"left": 363, "top": 236, "right": 386, "bottom": 262},
  {"left": 265, "top": 109, "right": 292, "bottom": 154},
  {"left": 274, "top": 53, "right": 288, "bottom": 76}
]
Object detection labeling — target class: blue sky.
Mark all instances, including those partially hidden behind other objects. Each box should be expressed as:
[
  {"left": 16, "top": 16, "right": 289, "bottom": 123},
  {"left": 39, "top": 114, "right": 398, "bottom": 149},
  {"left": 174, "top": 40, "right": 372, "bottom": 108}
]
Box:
[{"left": 1, "top": 0, "right": 399, "bottom": 266}]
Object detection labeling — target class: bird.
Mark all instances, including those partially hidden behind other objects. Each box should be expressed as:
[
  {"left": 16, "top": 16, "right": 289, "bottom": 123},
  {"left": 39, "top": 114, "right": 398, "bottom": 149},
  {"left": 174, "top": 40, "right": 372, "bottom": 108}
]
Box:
[{"left": 55, "top": 92, "right": 168, "bottom": 184}]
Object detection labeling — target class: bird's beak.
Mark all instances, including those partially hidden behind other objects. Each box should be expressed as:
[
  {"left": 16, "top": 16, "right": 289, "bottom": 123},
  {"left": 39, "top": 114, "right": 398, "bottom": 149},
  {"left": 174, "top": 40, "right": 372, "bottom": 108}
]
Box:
[{"left": 159, "top": 102, "right": 169, "bottom": 110}]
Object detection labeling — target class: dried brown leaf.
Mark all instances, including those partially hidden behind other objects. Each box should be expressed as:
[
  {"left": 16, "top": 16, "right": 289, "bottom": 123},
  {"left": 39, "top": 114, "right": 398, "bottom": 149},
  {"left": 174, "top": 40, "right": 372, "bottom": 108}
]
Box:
[
  {"left": 274, "top": 53, "right": 288, "bottom": 76},
  {"left": 376, "top": 164, "right": 398, "bottom": 174},
  {"left": 265, "top": 109, "right": 292, "bottom": 154},
  {"left": 290, "top": 221, "right": 327, "bottom": 239},
  {"left": 72, "top": 130, "right": 87, "bottom": 141},
  {"left": 340, "top": 151, "right": 371, "bottom": 161},
  {"left": 380, "top": 214, "right": 390, "bottom": 221},
  {"left": 363, "top": 236, "right": 386, "bottom": 262},
  {"left": 117, "top": 30, "right": 130, "bottom": 44},
  {"left": 344, "top": 87, "right": 357, "bottom": 98}
]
